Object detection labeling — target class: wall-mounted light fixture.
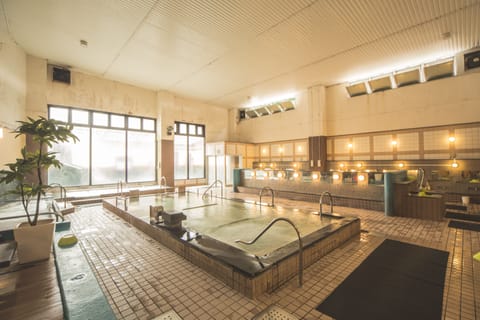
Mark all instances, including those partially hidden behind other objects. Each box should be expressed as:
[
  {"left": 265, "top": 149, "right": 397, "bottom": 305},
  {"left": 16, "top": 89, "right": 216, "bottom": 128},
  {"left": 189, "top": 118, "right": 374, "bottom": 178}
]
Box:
[
  {"left": 166, "top": 125, "right": 174, "bottom": 135},
  {"left": 347, "top": 143, "right": 353, "bottom": 149},
  {"left": 277, "top": 172, "right": 283, "bottom": 178},
  {"left": 312, "top": 173, "right": 319, "bottom": 180},
  {"left": 293, "top": 172, "right": 299, "bottom": 179},
  {"left": 398, "top": 162, "right": 405, "bottom": 168},
  {"left": 356, "top": 162, "right": 362, "bottom": 168},
  {"left": 448, "top": 136, "right": 456, "bottom": 143},
  {"left": 391, "top": 140, "right": 398, "bottom": 146},
  {"left": 451, "top": 159, "right": 459, "bottom": 168}
]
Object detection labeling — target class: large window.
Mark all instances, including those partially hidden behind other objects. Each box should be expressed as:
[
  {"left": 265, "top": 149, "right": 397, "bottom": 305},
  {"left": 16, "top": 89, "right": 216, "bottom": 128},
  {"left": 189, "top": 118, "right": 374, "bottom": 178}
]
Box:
[
  {"left": 48, "top": 106, "right": 156, "bottom": 186},
  {"left": 174, "top": 122, "right": 205, "bottom": 180}
]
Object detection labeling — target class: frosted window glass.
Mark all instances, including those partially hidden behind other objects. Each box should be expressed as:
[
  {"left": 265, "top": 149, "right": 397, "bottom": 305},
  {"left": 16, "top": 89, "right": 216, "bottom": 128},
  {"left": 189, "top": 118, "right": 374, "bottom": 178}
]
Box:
[
  {"left": 72, "top": 109, "right": 89, "bottom": 125},
  {"left": 127, "top": 131, "right": 155, "bottom": 182},
  {"left": 50, "top": 107, "right": 69, "bottom": 122},
  {"left": 92, "top": 128, "right": 126, "bottom": 184}
]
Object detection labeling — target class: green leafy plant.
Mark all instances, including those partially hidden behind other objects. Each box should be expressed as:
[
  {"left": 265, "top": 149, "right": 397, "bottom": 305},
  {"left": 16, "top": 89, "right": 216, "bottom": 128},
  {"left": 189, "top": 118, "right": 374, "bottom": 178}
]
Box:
[{"left": 0, "top": 117, "right": 78, "bottom": 226}]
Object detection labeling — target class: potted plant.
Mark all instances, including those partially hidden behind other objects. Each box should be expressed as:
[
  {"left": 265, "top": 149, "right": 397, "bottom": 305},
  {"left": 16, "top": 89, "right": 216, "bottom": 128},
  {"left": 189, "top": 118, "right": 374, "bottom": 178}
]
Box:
[{"left": 0, "top": 116, "right": 78, "bottom": 263}]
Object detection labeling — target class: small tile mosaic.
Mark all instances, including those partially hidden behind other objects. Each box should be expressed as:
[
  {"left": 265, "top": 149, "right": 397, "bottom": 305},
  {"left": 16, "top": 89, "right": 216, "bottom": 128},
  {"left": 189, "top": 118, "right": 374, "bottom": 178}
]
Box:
[{"left": 63, "top": 190, "right": 480, "bottom": 320}]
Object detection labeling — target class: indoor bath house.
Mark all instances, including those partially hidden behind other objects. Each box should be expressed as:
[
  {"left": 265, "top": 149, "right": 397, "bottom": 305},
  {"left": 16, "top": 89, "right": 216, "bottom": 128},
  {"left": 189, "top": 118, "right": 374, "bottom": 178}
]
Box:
[{"left": 0, "top": 1, "right": 479, "bottom": 319}]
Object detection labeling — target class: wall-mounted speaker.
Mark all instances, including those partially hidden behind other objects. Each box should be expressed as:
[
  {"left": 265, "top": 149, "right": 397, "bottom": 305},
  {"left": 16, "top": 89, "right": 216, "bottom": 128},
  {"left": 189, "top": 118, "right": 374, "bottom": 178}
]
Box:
[
  {"left": 52, "top": 67, "right": 71, "bottom": 84},
  {"left": 464, "top": 50, "right": 480, "bottom": 71},
  {"left": 239, "top": 110, "right": 246, "bottom": 119}
]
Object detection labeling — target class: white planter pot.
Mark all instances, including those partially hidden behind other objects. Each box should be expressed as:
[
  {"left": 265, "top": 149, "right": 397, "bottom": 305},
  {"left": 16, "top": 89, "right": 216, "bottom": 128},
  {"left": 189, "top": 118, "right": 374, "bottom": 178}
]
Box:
[{"left": 14, "top": 218, "right": 55, "bottom": 264}]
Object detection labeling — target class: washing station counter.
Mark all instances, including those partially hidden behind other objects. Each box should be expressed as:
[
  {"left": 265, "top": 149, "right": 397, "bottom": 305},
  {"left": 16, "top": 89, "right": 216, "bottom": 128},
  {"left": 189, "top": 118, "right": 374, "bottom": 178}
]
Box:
[{"left": 236, "top": 169, "right": 386, "bottom": 212}]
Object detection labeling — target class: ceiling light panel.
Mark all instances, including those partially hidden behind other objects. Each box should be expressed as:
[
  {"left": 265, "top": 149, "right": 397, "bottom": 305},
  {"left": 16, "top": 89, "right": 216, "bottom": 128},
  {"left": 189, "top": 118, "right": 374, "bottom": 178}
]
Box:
[
  {"left": 346, "top": 82, "right": 367, "bottom": 97},
  {"left": 424, "top": 59, "right": 454, "bottom": 81},
  {"left": 368, "top": 76, "right": 392, "bottom": 92},
  {"left": 394, "top": 69, "right": 420, "bottom": 87}
]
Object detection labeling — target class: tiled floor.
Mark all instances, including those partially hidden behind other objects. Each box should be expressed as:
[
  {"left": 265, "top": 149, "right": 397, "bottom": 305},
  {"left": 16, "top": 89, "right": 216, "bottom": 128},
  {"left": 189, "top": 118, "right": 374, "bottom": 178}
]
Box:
[{"left": 65, "top": 192, "right": 479, "bottom": 320}]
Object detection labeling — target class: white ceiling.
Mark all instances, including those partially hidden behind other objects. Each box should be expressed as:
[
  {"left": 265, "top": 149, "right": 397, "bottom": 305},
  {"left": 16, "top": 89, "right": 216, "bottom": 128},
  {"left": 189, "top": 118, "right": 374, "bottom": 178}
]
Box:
[{"left": 1, "top": 0, "right": 479, "bottom": 109}]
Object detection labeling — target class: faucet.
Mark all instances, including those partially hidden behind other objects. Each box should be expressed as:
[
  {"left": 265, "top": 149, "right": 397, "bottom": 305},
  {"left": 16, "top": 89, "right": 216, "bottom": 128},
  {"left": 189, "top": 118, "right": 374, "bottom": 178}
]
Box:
[
  {"left": 259, "top": 187, "right": 275, "bottom": 207},
  {"left": 319, "top": 191, "right": 333, "bottom": 219},
  {"left": 150, "top": 205, "right": 164, "bottom": 224}
]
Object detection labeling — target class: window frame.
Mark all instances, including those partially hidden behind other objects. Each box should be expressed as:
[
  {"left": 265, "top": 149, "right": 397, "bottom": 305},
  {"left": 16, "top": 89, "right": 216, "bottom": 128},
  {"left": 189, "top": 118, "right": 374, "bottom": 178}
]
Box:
[
  {"left": 174, "top": 121, "right": 206, "bottom": 180},
  {"left": 48, "top": 105, "right": 157, "bottom": 186}
]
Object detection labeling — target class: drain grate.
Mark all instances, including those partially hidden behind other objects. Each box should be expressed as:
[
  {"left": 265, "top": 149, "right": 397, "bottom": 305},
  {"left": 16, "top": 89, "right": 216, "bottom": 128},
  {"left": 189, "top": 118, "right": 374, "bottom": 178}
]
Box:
[
  {"left": 152, "top": 310, "right": 182, "bottom": 320},
  {"left": 252, "top": 305, "right": 299, "bottom": 320}
]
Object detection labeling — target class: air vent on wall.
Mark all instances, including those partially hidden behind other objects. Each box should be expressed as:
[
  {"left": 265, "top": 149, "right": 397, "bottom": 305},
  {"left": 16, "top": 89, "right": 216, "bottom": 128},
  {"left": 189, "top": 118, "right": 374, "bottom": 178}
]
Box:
[
  {"left": 464, "top": 50, "right": 480, "bottom": 71},
  {"left": 424, "top": 59, "right": 454, "bottom": 81},
  {"left": 52, "top": 67, "right": 71, "bottom": 84}
]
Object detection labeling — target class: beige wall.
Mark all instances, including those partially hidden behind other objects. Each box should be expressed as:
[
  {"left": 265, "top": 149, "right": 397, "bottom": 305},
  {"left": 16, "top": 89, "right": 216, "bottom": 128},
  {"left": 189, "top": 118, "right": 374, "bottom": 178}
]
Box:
[
  {"left": 159, "top": 90, "right": 229, "bottom": 142},
  {"left": 25, "top": 55, "right": 158, "bottom": 118},
  {"left": 229, "top": 87, "right": 326, "bottom": 143},
  {"left": 0, "top": 33, "right": 26, "bottom": 168},
  {"left": 230, "top": 72, "right": 480, "bottom": 144},
  {"left": 325, "top": 71, "right": 480, "bottom": 136}
]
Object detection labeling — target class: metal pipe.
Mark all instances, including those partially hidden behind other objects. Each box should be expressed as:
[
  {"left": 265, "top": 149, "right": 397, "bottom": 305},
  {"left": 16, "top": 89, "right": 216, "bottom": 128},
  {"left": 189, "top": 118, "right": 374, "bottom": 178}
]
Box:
[
  {"left": 259, "top": 186, "right": 274, "bottom": 207},
  {"left": 236, "top": 217, "right": 303, "bottom": 287}
]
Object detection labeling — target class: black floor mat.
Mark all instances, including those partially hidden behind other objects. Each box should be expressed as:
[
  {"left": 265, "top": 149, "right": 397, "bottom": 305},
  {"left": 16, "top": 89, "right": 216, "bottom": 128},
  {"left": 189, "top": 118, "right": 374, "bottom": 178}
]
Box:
[
  {"left": 316, "top": 239, "right": 449, "bottom": 320},
  {"left": 448, "top": 220, "right": 480, "bottom": 232},
  {"left": 445, "top": 211, "right": 480, "bottom": 222}
]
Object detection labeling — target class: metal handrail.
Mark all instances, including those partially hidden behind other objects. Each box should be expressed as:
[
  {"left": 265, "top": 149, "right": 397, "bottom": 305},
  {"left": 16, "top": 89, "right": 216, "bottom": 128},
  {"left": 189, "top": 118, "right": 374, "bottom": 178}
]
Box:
[
  {"left": 202, "top": 180, "right": 223, "bottom": 199},
  {"left": 319, "top": 191, "right": 333, "bottom": 218},
  {"left": 117, "top": 180, "right": 127, "bottom": 197},
  {"left": 48, "top": 183, "right": 68, "bottom": 209},
  {"left": 236, "top": 217, "right": 303, "bottom": 287},
  {"left": 259, "top": 186, "right": 275, "bottom": 207}
]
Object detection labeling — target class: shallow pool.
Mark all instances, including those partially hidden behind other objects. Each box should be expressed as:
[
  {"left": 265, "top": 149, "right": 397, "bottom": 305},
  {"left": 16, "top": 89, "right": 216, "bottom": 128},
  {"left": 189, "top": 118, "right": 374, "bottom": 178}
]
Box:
[{"left": 126, "top": 192, "right": 339, "bottom": 256}]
